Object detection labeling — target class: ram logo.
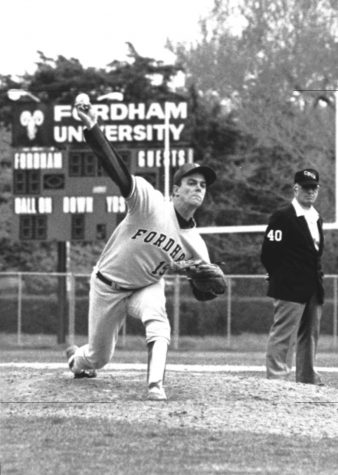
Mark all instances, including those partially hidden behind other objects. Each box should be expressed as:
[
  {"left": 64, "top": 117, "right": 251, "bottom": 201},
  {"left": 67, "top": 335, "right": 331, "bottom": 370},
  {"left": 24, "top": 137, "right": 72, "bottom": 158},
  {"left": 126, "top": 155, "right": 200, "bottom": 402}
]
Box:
[{"left": 20, "top": 110, "right": 44, "bottom": 140}]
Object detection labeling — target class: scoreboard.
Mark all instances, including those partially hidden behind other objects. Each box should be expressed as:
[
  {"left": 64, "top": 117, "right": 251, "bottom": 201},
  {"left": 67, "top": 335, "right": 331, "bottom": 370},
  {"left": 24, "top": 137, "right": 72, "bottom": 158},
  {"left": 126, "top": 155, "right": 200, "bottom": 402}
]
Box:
[{"left": 11, "top": 100, "right": 192, "bottom": 241}]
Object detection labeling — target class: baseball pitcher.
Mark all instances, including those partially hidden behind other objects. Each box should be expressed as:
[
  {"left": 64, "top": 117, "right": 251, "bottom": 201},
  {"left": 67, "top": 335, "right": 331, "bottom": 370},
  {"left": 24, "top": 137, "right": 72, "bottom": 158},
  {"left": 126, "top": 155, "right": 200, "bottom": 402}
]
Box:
[{"left": 66, "top": 94, "right": 226, "bottom": 400}]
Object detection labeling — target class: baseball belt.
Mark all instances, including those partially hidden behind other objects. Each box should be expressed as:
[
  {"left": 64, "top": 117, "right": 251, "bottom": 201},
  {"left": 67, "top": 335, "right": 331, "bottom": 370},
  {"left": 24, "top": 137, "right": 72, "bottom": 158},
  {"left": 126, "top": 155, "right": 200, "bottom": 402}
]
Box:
[{"left": 96, "top": 271, "right": 132, "bottom": 291}]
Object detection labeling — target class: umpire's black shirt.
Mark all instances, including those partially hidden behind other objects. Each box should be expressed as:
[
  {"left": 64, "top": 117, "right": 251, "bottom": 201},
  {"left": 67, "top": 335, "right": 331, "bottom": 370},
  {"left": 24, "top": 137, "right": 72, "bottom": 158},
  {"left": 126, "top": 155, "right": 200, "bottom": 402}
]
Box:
[{"left": 261, "top": 203, "right": 324, "bottom": 304}]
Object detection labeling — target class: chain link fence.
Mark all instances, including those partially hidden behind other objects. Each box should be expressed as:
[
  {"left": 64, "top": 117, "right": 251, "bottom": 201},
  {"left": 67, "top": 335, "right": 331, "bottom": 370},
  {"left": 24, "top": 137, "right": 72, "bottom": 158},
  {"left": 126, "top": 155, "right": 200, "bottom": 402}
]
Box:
[{"left": 0, "top": 272, "right": 337, "bottom": 348}]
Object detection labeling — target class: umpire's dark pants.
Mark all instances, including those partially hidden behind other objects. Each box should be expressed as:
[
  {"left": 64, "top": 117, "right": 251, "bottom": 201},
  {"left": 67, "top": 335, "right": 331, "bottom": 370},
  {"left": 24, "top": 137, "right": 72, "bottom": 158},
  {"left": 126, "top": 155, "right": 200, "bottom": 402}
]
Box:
[{"left": 266, "top": 293, "right": 322, "bottom": 384}]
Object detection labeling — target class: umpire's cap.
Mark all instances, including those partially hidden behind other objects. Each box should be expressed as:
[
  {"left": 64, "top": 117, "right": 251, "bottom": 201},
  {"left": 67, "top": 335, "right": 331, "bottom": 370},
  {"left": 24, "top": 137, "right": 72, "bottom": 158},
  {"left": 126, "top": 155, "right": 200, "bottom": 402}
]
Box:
[
  {"left": 173, "top": 163, "right": 216, "bottom": 186},
  {"left": 294, "top": 168, "right": 319, "bottom": 186}
]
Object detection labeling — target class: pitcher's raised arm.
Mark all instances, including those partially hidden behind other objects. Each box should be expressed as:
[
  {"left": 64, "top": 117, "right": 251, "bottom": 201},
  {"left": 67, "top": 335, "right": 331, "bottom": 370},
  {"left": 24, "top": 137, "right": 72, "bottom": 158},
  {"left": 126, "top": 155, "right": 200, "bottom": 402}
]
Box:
[{"left": 74, "top": 94, "right": 132, "bottom": 198}]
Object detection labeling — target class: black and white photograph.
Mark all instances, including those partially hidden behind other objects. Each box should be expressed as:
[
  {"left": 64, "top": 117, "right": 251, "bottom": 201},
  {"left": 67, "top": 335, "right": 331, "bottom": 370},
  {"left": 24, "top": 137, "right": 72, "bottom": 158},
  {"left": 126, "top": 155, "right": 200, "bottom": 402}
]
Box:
[{"left": 1, "top": 1, "right": 338, "bottom": 474}]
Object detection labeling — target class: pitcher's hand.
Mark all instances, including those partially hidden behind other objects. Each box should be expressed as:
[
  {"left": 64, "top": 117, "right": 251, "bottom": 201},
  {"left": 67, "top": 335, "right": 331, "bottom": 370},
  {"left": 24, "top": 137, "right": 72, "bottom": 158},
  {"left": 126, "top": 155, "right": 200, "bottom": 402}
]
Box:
[{"left": 74, "top": 93, "right": 97, "bottom": 129}]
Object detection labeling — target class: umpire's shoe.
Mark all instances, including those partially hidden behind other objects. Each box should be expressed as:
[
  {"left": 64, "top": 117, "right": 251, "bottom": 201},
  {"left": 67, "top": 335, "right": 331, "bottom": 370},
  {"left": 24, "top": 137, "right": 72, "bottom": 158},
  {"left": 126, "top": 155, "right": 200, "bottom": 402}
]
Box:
[
  {"left": 147, "top": 382, "right": 167, "bottom": 401},
  {"left": 66, "top": 345, "right": 97, "bottom": 379}
]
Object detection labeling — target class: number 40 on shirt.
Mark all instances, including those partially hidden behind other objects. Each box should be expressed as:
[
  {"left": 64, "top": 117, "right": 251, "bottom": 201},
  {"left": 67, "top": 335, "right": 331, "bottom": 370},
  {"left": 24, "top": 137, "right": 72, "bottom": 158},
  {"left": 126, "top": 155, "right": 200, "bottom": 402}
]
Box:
[{"left": 267, "top": 229, "right": 283, "bottom": 241}]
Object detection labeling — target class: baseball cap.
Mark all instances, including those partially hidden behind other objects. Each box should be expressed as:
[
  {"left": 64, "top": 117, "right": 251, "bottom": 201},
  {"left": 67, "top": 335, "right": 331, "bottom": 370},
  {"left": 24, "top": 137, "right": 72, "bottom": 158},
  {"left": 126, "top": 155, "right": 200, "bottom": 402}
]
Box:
[
  {"left": 294, "top": 168, "right": 319, "bottom": 186},
  {"left": 173, "top": 163, "right": 217, "bottom": 186}
]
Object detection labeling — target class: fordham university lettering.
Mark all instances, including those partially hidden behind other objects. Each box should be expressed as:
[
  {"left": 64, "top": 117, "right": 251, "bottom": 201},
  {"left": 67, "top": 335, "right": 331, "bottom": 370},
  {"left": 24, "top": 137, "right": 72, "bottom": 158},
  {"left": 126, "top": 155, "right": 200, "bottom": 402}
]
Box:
[
  {"left": 131, "top": 228, "right": 186, "bottom": 261},
  {"left": 53, "top": 101, "right": 188, "bottom": 144}
]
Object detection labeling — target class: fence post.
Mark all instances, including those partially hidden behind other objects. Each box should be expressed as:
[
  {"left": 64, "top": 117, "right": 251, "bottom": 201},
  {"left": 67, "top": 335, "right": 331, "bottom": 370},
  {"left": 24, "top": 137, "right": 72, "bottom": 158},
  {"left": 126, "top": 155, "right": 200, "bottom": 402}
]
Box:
[
  {"left": 57, "top": 242, "right": 67, "bottom": 344},
  {"left": 68, "top": 273, "right": 75, "bottom": 345},
  {"left": 17, "top": 272, "right": 22, "bottom": 345},
  {"left": 333, "top": 276, "right": 337, "bottom": 348},
  {"left": 172, "top": 275, "right": 180, "bottom": 350},
  {"left": 226, "top": 277, "right": 232, "bottom": 347}
]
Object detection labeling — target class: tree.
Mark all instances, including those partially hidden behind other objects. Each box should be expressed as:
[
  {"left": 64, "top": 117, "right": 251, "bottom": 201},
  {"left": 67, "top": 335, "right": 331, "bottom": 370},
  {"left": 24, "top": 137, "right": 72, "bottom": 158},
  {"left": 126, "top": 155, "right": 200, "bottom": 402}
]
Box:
[
  {"left": 24, "top": 48, "right": 185, "bottom": 104},
  {"left": 175, "top": 0, "right": 338, "bottom": 196},
  {"left": 173, "top": 0, "right": 338, "bottom": 272}
]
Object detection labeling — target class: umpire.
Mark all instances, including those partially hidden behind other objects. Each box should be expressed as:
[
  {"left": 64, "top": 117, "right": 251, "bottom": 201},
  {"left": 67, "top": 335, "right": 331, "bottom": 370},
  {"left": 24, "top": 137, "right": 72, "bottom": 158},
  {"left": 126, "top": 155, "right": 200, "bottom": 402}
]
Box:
[{"left": 261, "top": 168, "right": 324, "bottom": 385}]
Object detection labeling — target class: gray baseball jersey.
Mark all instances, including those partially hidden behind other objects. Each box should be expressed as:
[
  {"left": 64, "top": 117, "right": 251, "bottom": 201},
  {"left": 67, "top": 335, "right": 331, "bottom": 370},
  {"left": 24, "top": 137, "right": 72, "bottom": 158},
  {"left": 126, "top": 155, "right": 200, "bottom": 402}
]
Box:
[{"left": 95, "top": 175, "right": 210, "bottom": 288}]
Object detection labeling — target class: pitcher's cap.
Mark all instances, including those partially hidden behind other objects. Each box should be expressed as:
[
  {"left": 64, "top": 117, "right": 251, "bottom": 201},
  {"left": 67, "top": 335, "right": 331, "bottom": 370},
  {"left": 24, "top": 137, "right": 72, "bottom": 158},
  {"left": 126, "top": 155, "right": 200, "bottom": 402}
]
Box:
[{"left": 173, "top": 163, "right": 216, "bottom": 186}]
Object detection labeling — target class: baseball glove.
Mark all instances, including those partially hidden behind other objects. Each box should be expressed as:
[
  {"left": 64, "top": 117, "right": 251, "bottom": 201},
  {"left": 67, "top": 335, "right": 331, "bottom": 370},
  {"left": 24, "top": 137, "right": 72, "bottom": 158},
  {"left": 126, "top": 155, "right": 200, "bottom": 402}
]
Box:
[{"left": 173, "top": 260, "right": 227, "bottom": 296}]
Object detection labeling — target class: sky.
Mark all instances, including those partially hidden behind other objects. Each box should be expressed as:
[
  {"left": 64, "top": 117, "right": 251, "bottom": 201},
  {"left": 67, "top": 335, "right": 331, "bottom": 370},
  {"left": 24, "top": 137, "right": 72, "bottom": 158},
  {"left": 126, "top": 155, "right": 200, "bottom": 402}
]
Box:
[{"left": 1, "top": 0, "right": 215, "bottom": 77}]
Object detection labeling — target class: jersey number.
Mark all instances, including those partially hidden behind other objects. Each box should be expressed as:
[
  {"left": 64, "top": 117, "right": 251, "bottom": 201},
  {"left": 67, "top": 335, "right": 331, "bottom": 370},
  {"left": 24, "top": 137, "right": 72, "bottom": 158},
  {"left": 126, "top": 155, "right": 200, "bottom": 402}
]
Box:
[
  {"left": 267, "top": 229, "right": 283, "bottom": 241},
  {"left": 152, "top": 261, "right": 170, "bottom": 276}
]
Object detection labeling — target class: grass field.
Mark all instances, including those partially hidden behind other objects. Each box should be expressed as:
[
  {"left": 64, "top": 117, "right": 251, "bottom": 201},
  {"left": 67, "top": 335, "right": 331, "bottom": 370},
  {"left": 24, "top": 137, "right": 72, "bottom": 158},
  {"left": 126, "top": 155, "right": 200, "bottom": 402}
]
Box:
[{"left": 1, "top": 333, "right": 338, "bottom": 475}]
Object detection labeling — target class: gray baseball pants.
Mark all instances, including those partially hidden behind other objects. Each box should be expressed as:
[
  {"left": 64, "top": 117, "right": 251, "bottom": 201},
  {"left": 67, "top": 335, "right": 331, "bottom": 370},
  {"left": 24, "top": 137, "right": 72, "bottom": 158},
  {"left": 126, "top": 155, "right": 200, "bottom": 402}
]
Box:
[
  {"left": 72, "top": 272, "right": 170, "bottom": 373},
  {"left": 266, "top": 293, "right": 322, "bottom": 384}
]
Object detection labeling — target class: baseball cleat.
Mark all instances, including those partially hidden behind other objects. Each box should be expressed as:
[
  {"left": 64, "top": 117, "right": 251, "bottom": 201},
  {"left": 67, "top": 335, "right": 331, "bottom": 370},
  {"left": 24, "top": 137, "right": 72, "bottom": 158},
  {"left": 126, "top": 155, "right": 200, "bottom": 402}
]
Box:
[
  {"left": 73, "top": 370, "right": 97, "bottom": 379},
  {"left": 147, "top": 382, "right": 167, "bottom": 401},
  {"left": 65, "top": 345, "right": 97, "bottom": 379}
]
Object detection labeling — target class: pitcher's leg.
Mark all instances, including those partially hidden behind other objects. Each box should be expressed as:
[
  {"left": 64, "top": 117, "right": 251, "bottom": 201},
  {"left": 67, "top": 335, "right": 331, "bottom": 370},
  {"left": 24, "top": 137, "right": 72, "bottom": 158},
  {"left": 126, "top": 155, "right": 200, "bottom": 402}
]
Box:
[
  {"left": 266, "top": 299, "right": 304, "bottom": 380},
  {"left": 144, "top": 316, "right": 170, "bottom": 400},
  {"left": 71, "top": 275, "right": 129, "bottom": 373},
  {"left": 128, "top": 280, "right": 170, "bottom": 400},
  {"left": 147, "top": 339, "right": 168, "bottom": 384},
  {"left": 296, "top": 293, "right": 322, "bottom": 384}
]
